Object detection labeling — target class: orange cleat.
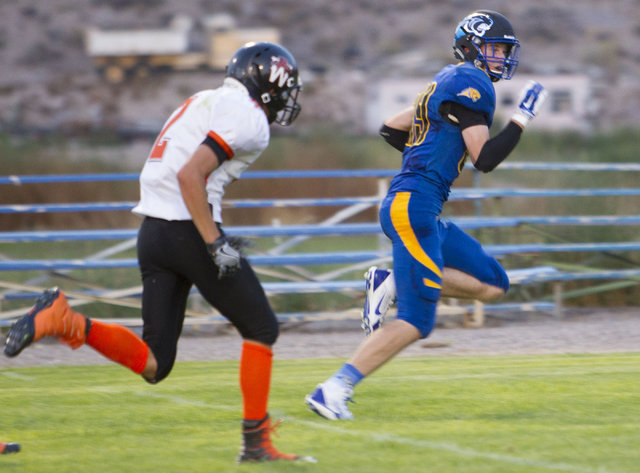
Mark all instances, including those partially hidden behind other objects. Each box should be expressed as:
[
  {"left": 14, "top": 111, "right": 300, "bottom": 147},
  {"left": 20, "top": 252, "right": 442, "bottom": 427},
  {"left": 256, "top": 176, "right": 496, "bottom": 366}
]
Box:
[
  {"left": 0, "top": 442, "right": 20, "bottom": 454},
  {"left": 4, "top": 288, "right": 88, "bottom": 357}
]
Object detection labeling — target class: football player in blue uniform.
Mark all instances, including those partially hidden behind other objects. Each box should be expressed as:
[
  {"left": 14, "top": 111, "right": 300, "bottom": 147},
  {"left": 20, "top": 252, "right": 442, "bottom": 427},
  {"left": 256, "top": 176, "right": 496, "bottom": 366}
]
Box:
[{"left": 306, "top": 10, "right": 547, "bottom": 420}]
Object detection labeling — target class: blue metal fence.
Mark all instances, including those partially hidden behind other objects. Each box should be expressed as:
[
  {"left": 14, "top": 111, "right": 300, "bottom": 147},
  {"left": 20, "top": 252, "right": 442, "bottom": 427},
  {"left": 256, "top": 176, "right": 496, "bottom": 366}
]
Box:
[{"left": 2, "top": 162, "right": 639, "bottom": 325}]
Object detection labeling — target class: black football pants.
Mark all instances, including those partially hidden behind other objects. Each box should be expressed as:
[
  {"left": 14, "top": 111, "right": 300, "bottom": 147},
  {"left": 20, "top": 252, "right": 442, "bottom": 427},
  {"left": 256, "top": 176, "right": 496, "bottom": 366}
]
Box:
[{"left": 137, "top": 217, "right": 278, "bottom": 382}]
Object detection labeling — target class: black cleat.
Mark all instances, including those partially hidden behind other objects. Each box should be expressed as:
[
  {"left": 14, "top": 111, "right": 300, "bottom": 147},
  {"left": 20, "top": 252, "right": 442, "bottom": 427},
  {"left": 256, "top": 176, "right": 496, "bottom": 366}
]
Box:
[{"left": 237, "top": 414, "right": 316, "bottom": 463}]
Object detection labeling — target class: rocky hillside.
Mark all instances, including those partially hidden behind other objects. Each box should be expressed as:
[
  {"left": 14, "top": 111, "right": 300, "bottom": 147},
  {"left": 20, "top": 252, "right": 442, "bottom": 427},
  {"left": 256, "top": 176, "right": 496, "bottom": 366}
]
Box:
[{"left": 0, "top": 0, "right": 638, "bottom": 135}]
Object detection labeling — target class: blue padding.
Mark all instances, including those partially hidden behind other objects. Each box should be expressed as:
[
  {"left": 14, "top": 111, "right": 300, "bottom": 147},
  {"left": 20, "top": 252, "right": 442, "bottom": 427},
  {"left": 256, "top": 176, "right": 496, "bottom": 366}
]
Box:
[
  {"left": 0, "top": 252, "right": 388, "bottom": 271},
  {"left": 2, "top": 243, "right": 640, "bottom": 271},
  {"left": 262, "top": 280, "right": 365, "bottom": 293},
  {"left": 2, "top": 216, "right": 640, "bottom": 242},
  {"left": 0, "top": 281, "right": 365, "bottom": 302},
  {"left": 251, "top": 251, "right": 389, "bottom": 266},
  {"left": 224, "top": 196, "right": 381, "bottom": 208},
  {"left": 486, "top": 241, "right": 640, "bottom": 255},
  {"left": 0, "top": 259, "right": 139, "bottom": 271},
  {"left": 0, "top": 229, "right": 140, "bottom": 242},
  {"left": 3, "top": 163, "right": 640, "bottom": 186},
  {"left": 0, "top": 224, "right": 383, "bottom": 243},
  {"left": 0, "top": 173, "right": 140, "bottom": 185},
  {"left": 455, "top": 215, "right": 640, "bottom": 228},
  {"left": 4, "top": 191, "right": 640, "bottom": 214},
  {"left": 0, "top": 169, "right": 398, "bottom": 185},
  {"left": 469, "top": 301, "right": 557, "bottom": 312},
  {"left": 450, "top": 188, "right": 640, "bottom": 200},
  {"left": 474, "top": 162, "right": 640, "bottom": 172},
  {"left": 0, "top": 202, "right": 137, "bottom": 214},
  {"left": 511, "top": 269, "right": 640, "bottom": 283}
]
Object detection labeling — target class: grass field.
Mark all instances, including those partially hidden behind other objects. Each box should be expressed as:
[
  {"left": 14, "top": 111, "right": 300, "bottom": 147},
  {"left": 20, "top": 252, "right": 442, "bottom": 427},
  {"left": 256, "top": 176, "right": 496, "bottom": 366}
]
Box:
[{"left": 1, "top": 353, "right": 639, "bottom": 473}]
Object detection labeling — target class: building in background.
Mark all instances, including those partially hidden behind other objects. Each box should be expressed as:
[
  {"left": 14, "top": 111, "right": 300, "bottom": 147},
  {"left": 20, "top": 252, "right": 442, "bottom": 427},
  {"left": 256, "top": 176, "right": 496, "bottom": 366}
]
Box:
[
  {"left": 3, "top": 2, "right": 632, "bottom": 136},
  {"left": 494, "top": 75, "right": 594, "bottom": 132},
  {"left": 85, "top": 14, "right": 280, "bottom": 83},
  {"left": 366, "top": 74, "right": 594, "bottom": 133}
]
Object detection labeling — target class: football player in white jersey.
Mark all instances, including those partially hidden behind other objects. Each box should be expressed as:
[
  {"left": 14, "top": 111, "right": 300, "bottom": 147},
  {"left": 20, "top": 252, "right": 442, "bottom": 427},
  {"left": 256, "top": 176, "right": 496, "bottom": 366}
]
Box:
[{"left": 4, "top": 42, "right": 314, "bottom": 463}]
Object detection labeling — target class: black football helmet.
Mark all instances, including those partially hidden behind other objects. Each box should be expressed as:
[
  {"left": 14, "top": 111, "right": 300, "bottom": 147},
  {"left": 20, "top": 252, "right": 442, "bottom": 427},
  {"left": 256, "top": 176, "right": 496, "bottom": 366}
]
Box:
[
  {"left": 226, "top": 41, "right": 302, "bottom": 126},
  {"left": 453, "top": 10, "right": 520, "bottom": 81}
]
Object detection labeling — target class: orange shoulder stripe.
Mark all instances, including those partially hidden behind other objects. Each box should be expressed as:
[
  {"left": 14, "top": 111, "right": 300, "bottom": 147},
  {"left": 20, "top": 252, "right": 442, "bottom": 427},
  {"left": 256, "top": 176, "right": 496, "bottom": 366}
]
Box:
[{"left": 207, "top": 131, "right": 235, "bottom": 160}]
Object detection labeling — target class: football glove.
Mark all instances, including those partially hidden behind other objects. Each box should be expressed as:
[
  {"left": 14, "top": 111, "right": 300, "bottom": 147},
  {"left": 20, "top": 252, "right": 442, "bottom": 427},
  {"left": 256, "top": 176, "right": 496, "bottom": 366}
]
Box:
[
  {"left": 208, "top": 236, "right": 241, "bottom": 279},
  {"left": 511, "top": 80, "right": 548, "bottom": 129}
]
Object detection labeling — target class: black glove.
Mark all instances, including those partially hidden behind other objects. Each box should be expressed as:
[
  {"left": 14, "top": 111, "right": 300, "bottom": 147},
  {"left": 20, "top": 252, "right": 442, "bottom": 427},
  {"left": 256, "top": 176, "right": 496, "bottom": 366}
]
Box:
[{"left": 207, "top": 236, "right": 241, "bottom": 279}]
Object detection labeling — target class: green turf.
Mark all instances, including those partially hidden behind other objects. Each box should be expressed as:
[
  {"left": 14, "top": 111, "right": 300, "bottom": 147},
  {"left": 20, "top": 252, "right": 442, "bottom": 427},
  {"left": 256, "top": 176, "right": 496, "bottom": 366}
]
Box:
[{"left": 1, "top": 353, "right": 639, "bottom": 472}]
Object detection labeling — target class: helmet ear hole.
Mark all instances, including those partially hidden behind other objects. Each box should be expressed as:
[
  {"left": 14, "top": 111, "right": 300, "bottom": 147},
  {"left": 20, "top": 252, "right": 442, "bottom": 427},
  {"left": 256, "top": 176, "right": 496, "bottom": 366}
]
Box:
[
  {"left": 225, "top": 41, "right": 302, "bottom": 126},
  {"left": 260, "top": 92, "right": 272, "bottom": 104},
  {"left": 454, "top": 35, "right": 479, "bottom": 62}
]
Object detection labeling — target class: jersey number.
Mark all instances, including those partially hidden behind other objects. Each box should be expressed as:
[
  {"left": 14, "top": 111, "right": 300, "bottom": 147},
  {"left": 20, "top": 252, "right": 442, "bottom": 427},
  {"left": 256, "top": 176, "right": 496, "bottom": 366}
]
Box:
[
  {"left": 149, "top": 96, "right": 197, "bottom": 160},
  {"left": 407, "top": 82, "right": 437, "bottom": 147}
]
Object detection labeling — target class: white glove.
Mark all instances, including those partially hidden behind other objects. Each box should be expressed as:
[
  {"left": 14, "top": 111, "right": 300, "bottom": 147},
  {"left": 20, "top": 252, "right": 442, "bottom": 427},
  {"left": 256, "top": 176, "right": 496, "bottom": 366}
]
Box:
[
  {"left": 511, "top": 80, "right": 548, "bottom": 129},
  {"left": 208, "top": 236, "right": 241, "bottom": 279}
]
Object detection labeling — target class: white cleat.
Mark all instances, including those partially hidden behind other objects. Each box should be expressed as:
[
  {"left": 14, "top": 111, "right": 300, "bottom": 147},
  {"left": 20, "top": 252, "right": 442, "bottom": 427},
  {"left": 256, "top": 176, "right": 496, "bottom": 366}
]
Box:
[
  {"left": 361, "top": 266, "right": 396, "bottom": 335},
  {"left": 305, "top": 379, "right": 355, "bottom": 420}
]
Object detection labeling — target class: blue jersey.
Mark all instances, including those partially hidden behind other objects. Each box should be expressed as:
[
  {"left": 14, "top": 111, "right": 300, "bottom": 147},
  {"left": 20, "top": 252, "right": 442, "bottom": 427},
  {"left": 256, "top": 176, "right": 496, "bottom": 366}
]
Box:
[{"left": 388, "top": 62, "right": 496, "bottom": 214}]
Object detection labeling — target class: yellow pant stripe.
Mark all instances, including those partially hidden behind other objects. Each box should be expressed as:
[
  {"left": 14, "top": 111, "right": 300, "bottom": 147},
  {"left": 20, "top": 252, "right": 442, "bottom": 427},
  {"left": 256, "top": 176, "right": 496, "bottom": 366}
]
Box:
[
  {"left": 390, "top": 192, "right": 442, "bottom": 287},
  {"left": 423, "top": 278, "right": 442, "bottom": 289}
]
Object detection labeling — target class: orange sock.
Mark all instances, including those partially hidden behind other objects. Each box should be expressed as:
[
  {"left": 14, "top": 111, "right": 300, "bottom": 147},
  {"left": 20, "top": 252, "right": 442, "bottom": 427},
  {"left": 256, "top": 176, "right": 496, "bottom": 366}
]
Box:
[
  {"left": 33, "top": 291, "right": 87, "bottom": 348},
  {"left": 240, "top": 341, "right": 273, "bottom": 421},
  {"left": 86, "top": 320, "right": 150, "bottom": 374}
]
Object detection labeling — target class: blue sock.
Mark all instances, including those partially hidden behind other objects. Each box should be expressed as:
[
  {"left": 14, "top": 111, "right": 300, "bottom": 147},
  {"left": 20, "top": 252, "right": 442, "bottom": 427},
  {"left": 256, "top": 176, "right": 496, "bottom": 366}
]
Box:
[{"left": 332, "top": 363, "right": 364, "bottom": 387}]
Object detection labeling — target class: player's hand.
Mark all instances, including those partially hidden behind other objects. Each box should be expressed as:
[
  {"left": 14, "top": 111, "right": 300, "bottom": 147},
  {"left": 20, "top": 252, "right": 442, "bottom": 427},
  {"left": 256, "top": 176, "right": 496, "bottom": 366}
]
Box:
[
  {"left": 209, "top": 236, "right": 241, "bottom": 279},
  {"left": 511, "top": 80, "right": 548, "bottom": 129}
]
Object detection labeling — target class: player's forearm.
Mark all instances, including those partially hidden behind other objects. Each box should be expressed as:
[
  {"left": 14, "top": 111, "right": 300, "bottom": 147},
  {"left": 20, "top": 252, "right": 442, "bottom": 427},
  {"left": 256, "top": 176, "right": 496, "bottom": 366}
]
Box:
[
  {"left": 178, "top": 166, "right": 220, "bottom": 244},
  {"left": 472, "top": 121, "right": 522, "bottom": 173}
]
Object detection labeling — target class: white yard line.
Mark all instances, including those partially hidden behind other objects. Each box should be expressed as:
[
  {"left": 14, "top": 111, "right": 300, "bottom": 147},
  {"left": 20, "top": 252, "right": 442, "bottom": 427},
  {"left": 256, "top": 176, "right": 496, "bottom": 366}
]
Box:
[
  {"left": 129, "top": 389, "right": 615, "bottom": 473},
  {"left": 0, "top": 371, "right": 35, "bottom": 381},
  {"left": 0, "top": 379, "right": 619, "bottom": 473}
]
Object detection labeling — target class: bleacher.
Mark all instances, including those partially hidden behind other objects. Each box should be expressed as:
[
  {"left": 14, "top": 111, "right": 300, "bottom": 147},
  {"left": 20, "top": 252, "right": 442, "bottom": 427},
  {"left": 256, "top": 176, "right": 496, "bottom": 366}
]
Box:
[{"left": 1, "top": 162, "right": 639, "bottom": 328}]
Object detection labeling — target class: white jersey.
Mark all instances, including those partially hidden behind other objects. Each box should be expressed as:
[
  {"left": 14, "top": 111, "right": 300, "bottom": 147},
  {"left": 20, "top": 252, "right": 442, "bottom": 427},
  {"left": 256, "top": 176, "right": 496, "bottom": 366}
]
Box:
[{"left": 132, "top": 78, "right": 270, "bottom": 222}]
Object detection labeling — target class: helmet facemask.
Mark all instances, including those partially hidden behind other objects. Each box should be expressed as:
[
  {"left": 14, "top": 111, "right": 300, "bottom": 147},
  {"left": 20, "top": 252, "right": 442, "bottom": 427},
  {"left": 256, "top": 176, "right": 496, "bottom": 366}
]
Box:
[
  {"left": 261, "top": 83, "right": 302, "bottom": 126},
  {"left": 479, "top": 38, "right": 520, "bottom": 81}
]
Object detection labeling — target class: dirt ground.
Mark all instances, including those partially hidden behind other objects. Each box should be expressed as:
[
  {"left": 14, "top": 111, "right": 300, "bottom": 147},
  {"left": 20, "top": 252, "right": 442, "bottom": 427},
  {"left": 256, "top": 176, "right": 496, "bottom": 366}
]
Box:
[{"left": 1, "top": 307, "right": 638, "bottom": 369}]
